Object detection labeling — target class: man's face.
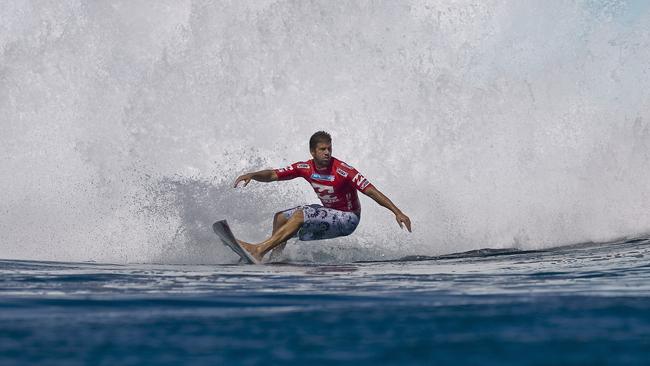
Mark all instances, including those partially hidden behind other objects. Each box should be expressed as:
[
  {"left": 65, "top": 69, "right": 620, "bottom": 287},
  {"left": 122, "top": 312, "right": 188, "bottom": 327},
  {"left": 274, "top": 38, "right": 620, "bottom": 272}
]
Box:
[{"left": 310, "top": 142, "right": 332, "bottom": 166}]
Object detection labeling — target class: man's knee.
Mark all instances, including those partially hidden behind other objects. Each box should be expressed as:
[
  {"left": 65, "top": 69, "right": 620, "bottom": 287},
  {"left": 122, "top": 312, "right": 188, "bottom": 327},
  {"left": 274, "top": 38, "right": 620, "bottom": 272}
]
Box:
[
  {"left": 289, "top": 208, "right": 304, "bottom": 223},
  {"left": 273, "top": 211, "right": 284, "bottom": 224}
]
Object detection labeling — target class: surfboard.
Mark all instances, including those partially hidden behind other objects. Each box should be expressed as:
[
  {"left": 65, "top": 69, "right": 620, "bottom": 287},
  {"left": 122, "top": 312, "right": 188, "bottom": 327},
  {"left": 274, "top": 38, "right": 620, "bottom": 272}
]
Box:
[{"left": 212, "top": 220, "right": 260, "bottom": 264}]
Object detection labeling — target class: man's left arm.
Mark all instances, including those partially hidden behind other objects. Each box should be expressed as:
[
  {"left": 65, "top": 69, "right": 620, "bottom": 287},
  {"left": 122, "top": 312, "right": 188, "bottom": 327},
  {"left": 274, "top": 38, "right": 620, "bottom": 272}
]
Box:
[{"left": 363, "top": 186, "right": 412, "bottom": 232}]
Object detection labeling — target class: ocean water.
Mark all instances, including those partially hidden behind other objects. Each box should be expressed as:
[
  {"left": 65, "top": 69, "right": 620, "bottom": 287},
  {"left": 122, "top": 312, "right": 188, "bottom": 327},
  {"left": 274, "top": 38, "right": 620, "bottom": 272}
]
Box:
[
  {"left": 2, "top": 237, "right": 650, "bottom": 365},
  {"left": 2, "top": 1, "right": 650, "bottom": 365}
]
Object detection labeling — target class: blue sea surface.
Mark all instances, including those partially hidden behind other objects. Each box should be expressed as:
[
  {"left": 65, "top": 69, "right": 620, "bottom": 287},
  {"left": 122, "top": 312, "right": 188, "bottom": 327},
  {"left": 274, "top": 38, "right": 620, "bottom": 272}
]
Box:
[{"left": 2, "top": 238, "right": 650, "bottom": 365}]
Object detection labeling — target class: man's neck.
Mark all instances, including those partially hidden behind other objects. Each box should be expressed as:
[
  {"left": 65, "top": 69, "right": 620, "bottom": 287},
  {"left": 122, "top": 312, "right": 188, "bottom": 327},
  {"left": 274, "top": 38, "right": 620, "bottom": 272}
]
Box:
[{"left": 313, "top": 159, "right": 331, "bottom": 171}]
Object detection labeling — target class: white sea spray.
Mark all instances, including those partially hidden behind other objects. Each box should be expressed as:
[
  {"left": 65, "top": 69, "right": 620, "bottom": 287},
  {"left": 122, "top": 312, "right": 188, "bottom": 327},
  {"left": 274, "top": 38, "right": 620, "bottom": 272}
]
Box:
[{"left": 1, "top": 1, "right": 649, "bottom": 263}]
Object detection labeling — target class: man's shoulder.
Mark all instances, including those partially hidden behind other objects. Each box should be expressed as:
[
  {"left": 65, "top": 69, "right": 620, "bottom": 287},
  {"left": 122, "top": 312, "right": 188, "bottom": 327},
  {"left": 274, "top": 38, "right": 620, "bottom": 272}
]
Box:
[
  {"left": 277, "top": 160, "right": 311, "bottom": 173},
  {"left": 332, "top": 157, "right": 356, "bottom": 178},
  {"left": 333, "top": 157, "right": 355, "bottom": 170},
  {"left": 295, "top": 160, "right": 312, "bottom": 170}
]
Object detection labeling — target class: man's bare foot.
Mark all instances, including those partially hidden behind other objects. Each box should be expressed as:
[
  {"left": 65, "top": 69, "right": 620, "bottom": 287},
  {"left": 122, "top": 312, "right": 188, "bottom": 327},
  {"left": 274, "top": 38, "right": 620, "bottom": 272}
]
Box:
[{"left": 237, "top": 239, "right": 264, "bottom": 262}]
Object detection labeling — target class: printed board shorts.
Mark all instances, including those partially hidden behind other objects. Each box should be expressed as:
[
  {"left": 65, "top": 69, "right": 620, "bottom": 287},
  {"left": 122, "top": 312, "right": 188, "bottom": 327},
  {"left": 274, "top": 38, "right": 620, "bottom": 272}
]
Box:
[{"left": 281, "top": 204, "right": 360, "bottom": 241}]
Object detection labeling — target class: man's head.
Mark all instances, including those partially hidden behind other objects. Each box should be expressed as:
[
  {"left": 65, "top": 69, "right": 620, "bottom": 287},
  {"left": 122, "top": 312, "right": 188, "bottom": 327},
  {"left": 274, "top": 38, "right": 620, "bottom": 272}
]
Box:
[{"left": 309, "top": 131, "right": 332, "bottom": 168}]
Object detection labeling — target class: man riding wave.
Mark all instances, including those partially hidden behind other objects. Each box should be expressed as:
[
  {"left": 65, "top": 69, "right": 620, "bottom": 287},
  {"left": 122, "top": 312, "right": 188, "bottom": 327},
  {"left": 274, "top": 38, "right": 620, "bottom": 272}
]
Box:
[{"left": 233, "top": 131, "right": 412, "bottom": 262}]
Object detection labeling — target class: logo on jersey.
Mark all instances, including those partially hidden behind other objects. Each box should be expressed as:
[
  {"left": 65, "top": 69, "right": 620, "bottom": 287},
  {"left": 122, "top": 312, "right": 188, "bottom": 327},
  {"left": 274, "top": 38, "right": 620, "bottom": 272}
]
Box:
[
  {"left": 279, "top": 165, "right": 294, "bottom": 173},
  {"left": 336, "top": 168, "right": 348, "bottom": 177},
  {"left": 297, "top": 163, "right": 310, "bottom": 169},
  {"left": 311, "top": 173, "right": 335, "bottom": 182},
  {"left": 310, "top": 182, "right": 339, "bottom": 203},
  {"left": 353, "top": 172, "right": 370, "bottom": 190}
]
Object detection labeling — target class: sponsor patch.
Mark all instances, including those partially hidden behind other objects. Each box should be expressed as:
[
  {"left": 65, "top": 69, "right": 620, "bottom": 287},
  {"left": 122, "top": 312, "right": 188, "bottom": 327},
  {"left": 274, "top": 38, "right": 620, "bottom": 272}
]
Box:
[
  {"left": 279, "top": 165, "right": 294, "bottom": 173},
  {"left": 311, "top": 173, "right": 335, "bottom": 182},
  {"left": 336, "top": 168, "right": 348, "bottom": 177},
  {"left": 360, "top": 180, "right": 371, "bottom": 190},
  {"left": 297, "top": 163, "right": 310, "bottom": 169}
]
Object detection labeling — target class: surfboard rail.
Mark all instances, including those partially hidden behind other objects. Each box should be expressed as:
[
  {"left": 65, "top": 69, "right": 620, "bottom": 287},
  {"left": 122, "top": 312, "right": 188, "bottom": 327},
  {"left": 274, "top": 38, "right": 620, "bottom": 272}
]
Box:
[{"left": 212, "top": 220, "right": 260, "bottom": 264}]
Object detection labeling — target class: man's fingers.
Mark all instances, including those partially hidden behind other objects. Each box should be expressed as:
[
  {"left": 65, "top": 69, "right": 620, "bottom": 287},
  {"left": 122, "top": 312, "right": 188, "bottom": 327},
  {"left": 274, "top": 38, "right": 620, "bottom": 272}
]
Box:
[
  {"left": 233, "top": 176, "right": 250, "bottom": 188},
  {"left": 405, "top": 219, "right": 412, "bottom": 232},
  {"left": 397, "top": 215, "right": 412, "bottom": 233},
  {"left": 402, "top": 219, "right": 411, "bottom": 232}
]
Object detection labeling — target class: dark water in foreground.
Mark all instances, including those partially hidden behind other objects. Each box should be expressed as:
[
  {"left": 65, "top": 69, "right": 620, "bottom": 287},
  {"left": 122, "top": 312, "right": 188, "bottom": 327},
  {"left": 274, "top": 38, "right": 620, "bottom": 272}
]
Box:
[{"left": 2, "top": 238, "right": 650, "bottom": 365}]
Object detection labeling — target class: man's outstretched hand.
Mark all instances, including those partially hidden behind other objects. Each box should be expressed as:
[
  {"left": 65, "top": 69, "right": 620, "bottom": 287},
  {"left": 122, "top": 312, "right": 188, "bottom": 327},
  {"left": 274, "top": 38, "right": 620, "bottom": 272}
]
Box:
[
  {"left": 395, "top": 212, "right": 412, "bottom": 232},
  {"left": 233, "top": 174, "right": 253, "bottom": 188}
]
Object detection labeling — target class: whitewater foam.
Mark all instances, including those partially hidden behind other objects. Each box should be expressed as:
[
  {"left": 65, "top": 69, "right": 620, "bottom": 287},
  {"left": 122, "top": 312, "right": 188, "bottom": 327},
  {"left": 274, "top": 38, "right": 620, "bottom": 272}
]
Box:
[{"left": 1, "top": 1, "right": 649, "bottom": 263}]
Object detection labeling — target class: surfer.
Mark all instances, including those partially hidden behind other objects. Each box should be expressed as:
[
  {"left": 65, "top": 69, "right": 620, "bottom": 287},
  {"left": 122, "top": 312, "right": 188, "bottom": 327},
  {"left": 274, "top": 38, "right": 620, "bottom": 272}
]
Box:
[{"left": 232, "top": 131, "right": 412, "bottom": 262}]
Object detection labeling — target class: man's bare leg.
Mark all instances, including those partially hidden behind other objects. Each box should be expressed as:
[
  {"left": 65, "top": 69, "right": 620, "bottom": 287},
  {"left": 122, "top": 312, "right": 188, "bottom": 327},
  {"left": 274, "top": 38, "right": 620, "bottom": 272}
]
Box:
[
  {"left": 269, "top": 212, "right": 289, "bottom": 261},
  {"left": 237, "top": 210, "right": 304, "bottom": 262}
]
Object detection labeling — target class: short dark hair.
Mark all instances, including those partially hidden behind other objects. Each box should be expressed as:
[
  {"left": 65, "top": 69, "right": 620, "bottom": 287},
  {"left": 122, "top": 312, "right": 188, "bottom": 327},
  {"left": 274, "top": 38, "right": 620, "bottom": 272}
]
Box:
[{"left": 309, "top": 131, "right": 332, "bottom": 150}]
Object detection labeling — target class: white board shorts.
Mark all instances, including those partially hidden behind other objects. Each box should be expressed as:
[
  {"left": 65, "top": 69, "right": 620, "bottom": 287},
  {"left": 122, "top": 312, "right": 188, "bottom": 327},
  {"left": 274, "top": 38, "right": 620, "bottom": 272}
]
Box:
[{"left": 281, "top": 204, "right": 360, "bottom": 241}]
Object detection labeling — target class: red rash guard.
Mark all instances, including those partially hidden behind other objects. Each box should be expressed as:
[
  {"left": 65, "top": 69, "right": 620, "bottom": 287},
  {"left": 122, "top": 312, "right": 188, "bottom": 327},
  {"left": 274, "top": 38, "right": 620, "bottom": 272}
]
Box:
[{"left": 274, "top": 157, "right": 374, "bottom": 213}]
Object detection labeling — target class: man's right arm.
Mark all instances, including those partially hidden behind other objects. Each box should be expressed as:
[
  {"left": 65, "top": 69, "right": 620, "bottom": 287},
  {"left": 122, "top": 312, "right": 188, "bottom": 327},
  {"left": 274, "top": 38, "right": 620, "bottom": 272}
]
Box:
[{"left": 233, "top": 170, "right": 278, "bottom": 188}]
